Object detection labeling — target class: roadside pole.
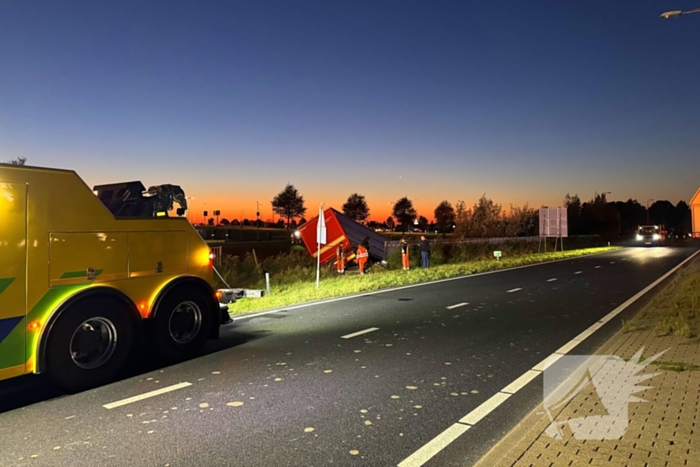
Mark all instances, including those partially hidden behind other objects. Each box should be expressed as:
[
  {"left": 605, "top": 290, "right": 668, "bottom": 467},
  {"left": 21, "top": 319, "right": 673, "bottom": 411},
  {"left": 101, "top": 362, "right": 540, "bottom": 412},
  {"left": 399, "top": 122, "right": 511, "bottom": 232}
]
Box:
[{"left": 316, "top": 204, "right": 326, "bottom": 289}]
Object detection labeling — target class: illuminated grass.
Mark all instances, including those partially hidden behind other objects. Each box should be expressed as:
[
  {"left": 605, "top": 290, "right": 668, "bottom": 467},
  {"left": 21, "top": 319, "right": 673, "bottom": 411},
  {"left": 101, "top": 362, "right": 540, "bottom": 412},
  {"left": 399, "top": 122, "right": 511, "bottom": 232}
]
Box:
[
  {"left": 622, "top": 258, "right": 700, "bottom": 340},
  {"left": 227, "top": 247, "right": 619, "bottom": 315}
]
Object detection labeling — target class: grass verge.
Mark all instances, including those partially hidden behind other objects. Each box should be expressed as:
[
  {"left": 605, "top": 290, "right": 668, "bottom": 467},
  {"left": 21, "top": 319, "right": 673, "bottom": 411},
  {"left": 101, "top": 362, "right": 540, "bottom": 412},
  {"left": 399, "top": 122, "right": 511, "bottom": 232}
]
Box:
[
  {"left": 621, "top": 256, "right": 700, "bottom": 340},
  {"left": 226, "top": 246, "right": 619, "bottom": 316},
  {"left": 651, "top": 361, "right": 700, "bottom": 372}
]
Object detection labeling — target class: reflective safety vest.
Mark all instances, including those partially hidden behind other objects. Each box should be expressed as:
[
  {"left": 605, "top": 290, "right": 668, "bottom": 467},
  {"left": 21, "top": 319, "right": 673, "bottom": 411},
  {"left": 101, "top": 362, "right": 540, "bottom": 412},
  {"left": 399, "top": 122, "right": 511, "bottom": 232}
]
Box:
[{"left": 356, "top": 245, "right": 368, "bottom": 259}]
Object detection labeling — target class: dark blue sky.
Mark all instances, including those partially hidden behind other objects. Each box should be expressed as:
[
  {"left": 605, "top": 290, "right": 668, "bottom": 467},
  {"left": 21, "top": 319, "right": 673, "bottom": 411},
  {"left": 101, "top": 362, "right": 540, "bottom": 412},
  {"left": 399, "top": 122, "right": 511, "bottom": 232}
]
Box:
[{"left": 2, "top": 1, "right": 698, "bottom": 220}]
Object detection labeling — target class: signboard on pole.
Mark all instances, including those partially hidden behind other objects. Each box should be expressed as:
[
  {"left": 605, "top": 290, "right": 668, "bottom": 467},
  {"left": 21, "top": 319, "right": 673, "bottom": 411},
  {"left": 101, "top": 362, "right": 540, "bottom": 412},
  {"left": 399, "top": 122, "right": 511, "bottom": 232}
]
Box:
[
  {"left": 317, "top": 207, "right": 327, "bottom": 245},
  {"left": 539, "top": 207, "right": 568, "bottom": 238}
]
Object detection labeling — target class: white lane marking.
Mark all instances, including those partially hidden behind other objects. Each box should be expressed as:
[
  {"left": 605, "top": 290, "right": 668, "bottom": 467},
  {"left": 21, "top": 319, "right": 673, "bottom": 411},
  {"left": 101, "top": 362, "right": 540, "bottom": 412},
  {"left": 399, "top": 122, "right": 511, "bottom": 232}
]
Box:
[
  {"left": 507, "top": 288, "right": 523, "bottom": 293},
  {"left": 341, "top": 327, "right": 379, "bottom": 339},
  {"left": 572, "top": 322, "right": 603, "bottom": 341},
  {"left": 103, "top": 382, "right": 192, "bottom": 410},
  {"left": 501, "top": 370, "right": 541, "bottom": 394},
  {"left": 228, "top": 250, "right": 616, "bottom": 318},
  {"left": 574, "top": 271, "right": 583, "bottom": 274},
  {"left": 397, "top": 423, "right": 470, "bottom": 467},
  {"left": 594, "top": 266, "right": 601, "bottom": 269},
  {"left": 546, "top": 278, "right": 558, "bottom": 282},
  {"left": 398, "top": 249, "right": 700, "bottom": 467},
  {"left": 459, "top": 392, "right": 511, "bottom": 425},
  {"left": 232, "top": 309, "right": 283, "bottom": 321},
  {"left": 610, "top": 261, "right": 615, "bottom": 264},
  {"left": 532, "top": 353, "right": 564, "bottom": 372},
  {"left": 598, "top": 251, "right": 700, "bottom": 324},
  {"left": 554, "top": 339, "right": 580, "bottom": 355},
  {"left": 446, "top": 302, "right": 468, "bottom": 310}
]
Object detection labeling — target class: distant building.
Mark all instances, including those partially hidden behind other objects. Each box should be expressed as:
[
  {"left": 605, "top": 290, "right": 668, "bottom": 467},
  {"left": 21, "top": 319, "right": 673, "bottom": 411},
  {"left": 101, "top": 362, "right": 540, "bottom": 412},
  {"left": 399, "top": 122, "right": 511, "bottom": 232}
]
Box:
[{"left": 691, "top": 188, "right": 700, "bottom": 238}]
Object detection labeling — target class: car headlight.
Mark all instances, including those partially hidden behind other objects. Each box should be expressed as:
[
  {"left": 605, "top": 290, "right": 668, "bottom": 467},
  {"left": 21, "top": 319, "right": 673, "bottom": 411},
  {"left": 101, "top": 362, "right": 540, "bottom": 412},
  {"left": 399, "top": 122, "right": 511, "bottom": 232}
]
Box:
[
  {"left": 636, "top": 234, "right": 643, "bottom": 241},
  {"left": 653, "top": 233, "right": 660, "bottom": 240}
]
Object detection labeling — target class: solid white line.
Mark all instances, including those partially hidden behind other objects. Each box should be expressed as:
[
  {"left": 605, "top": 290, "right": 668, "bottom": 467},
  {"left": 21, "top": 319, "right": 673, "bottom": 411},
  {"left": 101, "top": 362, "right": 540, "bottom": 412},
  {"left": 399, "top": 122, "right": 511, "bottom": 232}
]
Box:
[
  {"left": 397, "top": 423, "right": 470, "bottom": 467},
  {"left": 231, "top": 309, "right": 282, "bottom": 321},
  {"left": 546, "top": 278, "right": 558, "bottom": 282},
  {"left": 554, "top": 339, "right": 581, "bottom": 355},
  {"left": 532, "top": 353, "right": 564, "bottom": 372},
  {"left": 574, "top": 271, "right": 583, "bottom": 274},
  {"left": 446, "top": 302, "right": 468, "bottom": 310},
  {"left": 459, "top": 392, "right": 511, "bottom": 425},
  {"left": 228, "top": 250, "right": 617, "bottom": 317},
  {"left": 572, "top": 322, "right": 604, "bottom": 341},
  {"left": 397, "top": 249, "right": 700, "bottom": 467},
  {"left": 501, "top": 370, "right": 541, "bottom": 394},
  {"left": 507, "top": 288, "right": 522, "bottom": 293},
  {"left": 341, "top": 327, "right": 379, "bottom": 339},
  {"left": 597, "top": 251, "right": 700, "bottom": 324},
  {"left": 103, "top": 382, "right": 192, "bottom": 409}
]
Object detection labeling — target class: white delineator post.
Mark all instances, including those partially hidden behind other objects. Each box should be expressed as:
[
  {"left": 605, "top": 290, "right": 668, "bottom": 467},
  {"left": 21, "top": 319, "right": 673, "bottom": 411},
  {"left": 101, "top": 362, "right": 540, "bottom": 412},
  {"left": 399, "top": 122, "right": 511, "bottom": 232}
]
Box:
[{"left": 316, "top": 204, "right": 326, "bottom": 289}]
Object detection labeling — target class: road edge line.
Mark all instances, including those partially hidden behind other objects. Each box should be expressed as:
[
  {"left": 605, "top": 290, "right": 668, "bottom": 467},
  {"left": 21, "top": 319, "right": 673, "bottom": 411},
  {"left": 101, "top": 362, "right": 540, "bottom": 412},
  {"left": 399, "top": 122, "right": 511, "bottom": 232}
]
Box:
[
  {"left": 396, "top": 247, "right": 700, "bottom": 467},
  {"left": 232, "top": 248, "right": 619, "bottom": 321}
]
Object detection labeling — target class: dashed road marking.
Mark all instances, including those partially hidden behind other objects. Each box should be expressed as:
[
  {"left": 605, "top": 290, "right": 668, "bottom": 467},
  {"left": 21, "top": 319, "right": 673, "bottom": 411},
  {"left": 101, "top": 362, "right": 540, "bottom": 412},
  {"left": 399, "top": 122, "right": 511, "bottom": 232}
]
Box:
[
  {"left": 610, "top": 261, "right": 616, "bottom": 264},
  {"left": 446, "top": 302, "right": 468, "bottom": 310},
  {"left": 574, "top": 271, "right": 583, "bottom": 274},
  {"left": 341, "top": 327, "right": 380, "bottom": 339},
  {"left": 501, "top": 370, "right": 540, "bottom": 394},
  {"left": 594, "top": 266, "right": 601, "bottom": 269},
  {"left": 397, "top": 423, "right": 470, "bottom": 467},
  {"left": 546, "top": 278, "right": 557, "bottom": 282},
  {"left": 103, "top": 382, "right": 192, "bottom": 409},
  {"left": 397, "top": 249, "right": 700, "bottom": 467},
  {"left": 506, "top": 288, "right": 522, "bottom": 293},
  {"left": 459, "top": 392, "right": 511, "bottom": 425}
]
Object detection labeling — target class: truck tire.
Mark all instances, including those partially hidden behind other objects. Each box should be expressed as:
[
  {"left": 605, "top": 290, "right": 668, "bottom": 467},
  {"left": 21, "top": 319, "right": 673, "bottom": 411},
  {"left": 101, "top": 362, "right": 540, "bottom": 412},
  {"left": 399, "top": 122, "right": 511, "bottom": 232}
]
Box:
[
  {"left": 45, "top": 297, "right": 134, "bottom": 393},
  {"left": 153, "top": 285, "right": 212, "bottom": 361}
]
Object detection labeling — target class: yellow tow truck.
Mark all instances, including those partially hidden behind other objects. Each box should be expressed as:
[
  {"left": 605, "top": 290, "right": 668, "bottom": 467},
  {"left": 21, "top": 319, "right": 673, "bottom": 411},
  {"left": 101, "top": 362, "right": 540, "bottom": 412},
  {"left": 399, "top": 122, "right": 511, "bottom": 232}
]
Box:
[{"left": 0, "top": 163, "right": 231, "bottom": 392}]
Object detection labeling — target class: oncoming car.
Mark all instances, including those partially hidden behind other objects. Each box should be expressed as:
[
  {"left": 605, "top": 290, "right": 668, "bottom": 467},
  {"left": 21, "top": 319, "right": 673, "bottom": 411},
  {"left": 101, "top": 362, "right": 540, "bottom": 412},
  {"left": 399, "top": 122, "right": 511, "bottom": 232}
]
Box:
[{"left": 636, "top": 225, "right": 663, "bottom": 246}]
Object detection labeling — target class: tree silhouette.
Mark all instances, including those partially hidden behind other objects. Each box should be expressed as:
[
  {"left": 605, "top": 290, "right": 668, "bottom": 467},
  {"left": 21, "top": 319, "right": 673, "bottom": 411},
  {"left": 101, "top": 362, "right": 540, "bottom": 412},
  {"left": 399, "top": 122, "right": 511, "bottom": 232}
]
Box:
[
  {"left": 271, "top": 184, "right": 307, "bottom": 228},
  {"left": 4, "top": 157, "right": 27, "bottom": 165},
  {"left": 434, "top": 200, "right": 455, "bottom": 233},
  {"left": 417, "top": 215, "right": 429, "bottom": 231},
  {"left": 386, "top": 216, "right": 395, "bottom": 230},
  {"left": 342, "top": 193, "right": 370, "bottom": 223},
  {"left": 392, "top": 197, "right": 417, "bottom": 232}
]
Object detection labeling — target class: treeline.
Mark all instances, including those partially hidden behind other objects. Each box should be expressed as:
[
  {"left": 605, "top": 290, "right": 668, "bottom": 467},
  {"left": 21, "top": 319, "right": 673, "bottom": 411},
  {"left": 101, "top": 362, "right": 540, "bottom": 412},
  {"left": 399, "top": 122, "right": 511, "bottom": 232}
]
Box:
[{"left": 565, "top": 193, "right": 691, "bottom": 237}]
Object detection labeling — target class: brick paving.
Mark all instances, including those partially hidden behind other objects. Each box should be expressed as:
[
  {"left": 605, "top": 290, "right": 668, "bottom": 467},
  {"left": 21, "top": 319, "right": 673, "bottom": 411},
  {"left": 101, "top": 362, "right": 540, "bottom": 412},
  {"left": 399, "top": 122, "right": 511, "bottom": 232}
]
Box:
[{"left": 477, "top": 328, "right": 700, "bottom": 467}]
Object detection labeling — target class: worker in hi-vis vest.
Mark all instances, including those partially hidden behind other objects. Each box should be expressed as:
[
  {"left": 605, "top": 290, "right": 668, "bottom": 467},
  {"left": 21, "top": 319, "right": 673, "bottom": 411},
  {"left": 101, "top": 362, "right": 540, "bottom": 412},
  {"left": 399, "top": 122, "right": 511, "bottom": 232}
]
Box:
[
  {"left": 400, "top": 238, "right": 410, "bottom": 270},
  {"left": 336, "top": 244, "right": 345, "bottom": 274},
  {"left": 356, "top": 243, "right": 369, "bottom": 275}
]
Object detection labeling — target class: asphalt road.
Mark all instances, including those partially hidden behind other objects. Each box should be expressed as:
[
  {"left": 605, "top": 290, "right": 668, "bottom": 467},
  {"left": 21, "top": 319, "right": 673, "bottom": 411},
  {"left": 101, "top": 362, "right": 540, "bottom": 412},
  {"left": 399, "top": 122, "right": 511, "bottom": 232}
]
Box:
[{"left": 0, "top": 245, "right": 696, "bottom": 467}]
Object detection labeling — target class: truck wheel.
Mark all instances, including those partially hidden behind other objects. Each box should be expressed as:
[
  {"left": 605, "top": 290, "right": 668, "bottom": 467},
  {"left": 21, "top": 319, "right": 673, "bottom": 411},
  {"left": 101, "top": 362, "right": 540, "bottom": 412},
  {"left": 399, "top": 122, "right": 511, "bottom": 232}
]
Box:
[
  {"left": 153, "top": 285, "right": 212, "bottom": 361},
  {"left": 45, "top": 297, "right": 134, "bottom": 393}
]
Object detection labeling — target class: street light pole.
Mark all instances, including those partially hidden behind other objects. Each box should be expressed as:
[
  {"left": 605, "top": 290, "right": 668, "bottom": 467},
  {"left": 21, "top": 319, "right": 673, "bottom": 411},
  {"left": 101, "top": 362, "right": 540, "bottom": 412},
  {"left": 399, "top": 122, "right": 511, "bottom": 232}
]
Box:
[
  {"left": 661, "top": 8, "right": 700, "bottom": 19},
  {"left": 647, "top": 199, "right": 654, "bottom": 224},
  {"left": 256, "top": 201, "right": 263, "bottom": 240}
]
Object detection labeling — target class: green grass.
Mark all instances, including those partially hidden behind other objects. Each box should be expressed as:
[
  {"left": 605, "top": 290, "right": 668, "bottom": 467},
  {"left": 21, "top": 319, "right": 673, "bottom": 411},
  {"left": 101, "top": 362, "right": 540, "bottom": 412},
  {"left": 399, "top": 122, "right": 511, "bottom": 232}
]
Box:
[
  {"left": 622, "top": 258, "right": 700, "bottom": 340},
  {"left": 652, "top": 361, "right": 700, "bottom": 372},
  {"left": 225, "top": 246, "right": 619, "bottom": 315}
]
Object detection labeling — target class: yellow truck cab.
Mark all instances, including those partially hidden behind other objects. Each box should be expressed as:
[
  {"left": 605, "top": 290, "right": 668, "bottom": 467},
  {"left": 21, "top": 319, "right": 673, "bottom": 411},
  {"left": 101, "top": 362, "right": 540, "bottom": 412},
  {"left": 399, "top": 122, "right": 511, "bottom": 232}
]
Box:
[{"left": 0, "top": 163, "right": 230, "bottom": 392}]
